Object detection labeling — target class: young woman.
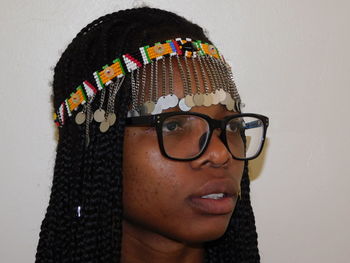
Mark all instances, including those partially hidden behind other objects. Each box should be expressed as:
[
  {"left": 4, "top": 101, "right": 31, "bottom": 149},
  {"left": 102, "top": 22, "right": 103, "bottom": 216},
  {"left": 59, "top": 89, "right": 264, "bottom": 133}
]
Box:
[{"left": 36, "top": 7, "right": 269, "bottom": 263}]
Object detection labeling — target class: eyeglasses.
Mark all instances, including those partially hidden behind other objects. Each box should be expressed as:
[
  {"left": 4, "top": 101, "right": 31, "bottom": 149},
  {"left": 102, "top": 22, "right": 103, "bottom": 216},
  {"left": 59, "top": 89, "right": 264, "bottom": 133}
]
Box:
[{"left": 126, "top": 112, "right": 269, "bottom": 161}]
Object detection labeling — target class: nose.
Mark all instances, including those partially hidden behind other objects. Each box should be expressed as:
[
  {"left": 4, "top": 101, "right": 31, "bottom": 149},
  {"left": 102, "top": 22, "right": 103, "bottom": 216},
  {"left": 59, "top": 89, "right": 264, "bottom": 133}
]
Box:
[{"left": 190, "top": 129, "right": 232, "bottom": 169}]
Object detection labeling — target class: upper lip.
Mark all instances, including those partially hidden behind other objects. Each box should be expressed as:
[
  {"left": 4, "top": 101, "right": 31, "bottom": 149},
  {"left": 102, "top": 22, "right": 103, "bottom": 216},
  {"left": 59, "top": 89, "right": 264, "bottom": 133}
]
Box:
[{"left": 190, "top": 178, "right": 238, "bottom": 198}]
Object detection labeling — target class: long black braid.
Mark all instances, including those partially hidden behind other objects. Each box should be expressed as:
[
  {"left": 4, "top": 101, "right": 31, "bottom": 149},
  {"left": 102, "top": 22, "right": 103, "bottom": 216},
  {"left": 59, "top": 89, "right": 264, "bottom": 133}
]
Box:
[{"left": 36, "top": 7, "right": 260, "bottom": 263}]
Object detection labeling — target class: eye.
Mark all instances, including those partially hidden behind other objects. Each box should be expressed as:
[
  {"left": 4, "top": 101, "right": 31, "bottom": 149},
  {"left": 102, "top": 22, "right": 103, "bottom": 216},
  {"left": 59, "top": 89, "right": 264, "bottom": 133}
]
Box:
[
  {"left": 162, "top": 120, "right": 185, "bottom": 133},
  {"left": 163, "top": 121, "right": 179, "bottom": 131},
  {"left": 227, "top": 119, "right": 244, "bottom": 133}
]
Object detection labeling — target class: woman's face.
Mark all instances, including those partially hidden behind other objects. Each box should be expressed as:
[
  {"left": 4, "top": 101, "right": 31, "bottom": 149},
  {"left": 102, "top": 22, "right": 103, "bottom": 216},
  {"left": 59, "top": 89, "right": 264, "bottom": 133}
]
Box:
[{"left": 122, "top": 60, "right": 244, "bottom": 245}]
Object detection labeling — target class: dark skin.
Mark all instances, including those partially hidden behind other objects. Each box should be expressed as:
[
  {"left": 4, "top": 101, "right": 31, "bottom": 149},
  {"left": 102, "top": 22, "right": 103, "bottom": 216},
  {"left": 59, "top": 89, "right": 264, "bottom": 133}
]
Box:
[{"left": 121, "top": 61, "right": 244, "bottom": 263}]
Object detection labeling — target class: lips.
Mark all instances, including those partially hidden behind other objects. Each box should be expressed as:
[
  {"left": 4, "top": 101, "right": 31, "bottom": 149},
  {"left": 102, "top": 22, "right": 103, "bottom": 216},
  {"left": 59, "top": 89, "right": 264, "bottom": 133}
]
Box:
[
  {"left": 187, "top": 179, "right": 239, "bottom": 215},
  {"left": 192, "top": 179, "right": 237, "bottom": 198}
]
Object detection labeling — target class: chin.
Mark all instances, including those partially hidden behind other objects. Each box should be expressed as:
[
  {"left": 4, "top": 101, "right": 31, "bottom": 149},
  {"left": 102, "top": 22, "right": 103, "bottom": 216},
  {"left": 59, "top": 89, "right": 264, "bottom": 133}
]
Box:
[
  {"left": 180, "top": 229, "right": 228, "bottom": 245},
  {"left": 179, "top": 214, "right": 232, "bottom": 244}
]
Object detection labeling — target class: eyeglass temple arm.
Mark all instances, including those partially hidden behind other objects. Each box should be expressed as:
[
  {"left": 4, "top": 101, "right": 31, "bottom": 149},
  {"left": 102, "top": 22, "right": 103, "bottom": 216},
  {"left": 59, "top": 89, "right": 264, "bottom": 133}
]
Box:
[{"left": 244, "top": 120, "right": 264, "bottom": 129}]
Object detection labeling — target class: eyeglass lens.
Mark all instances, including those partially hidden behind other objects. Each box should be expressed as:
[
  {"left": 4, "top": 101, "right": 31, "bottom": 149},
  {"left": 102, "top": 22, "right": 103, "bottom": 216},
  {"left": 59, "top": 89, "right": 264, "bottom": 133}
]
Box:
[{"left": 161, "top": 115, "right": 264, "bottom": 160}]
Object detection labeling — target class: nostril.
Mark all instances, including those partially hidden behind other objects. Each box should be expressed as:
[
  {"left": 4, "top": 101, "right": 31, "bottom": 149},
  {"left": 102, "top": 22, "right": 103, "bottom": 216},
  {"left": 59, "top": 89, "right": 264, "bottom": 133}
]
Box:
[{"left": 202, "top": 160, "right": 210, "bottom": 166}]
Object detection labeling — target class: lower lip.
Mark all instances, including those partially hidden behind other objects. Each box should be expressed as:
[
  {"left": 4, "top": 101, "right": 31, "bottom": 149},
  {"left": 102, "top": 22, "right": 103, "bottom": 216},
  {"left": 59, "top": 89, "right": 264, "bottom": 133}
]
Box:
[{"left": 187, "top": 196, "right": 236, "bottom": 215}]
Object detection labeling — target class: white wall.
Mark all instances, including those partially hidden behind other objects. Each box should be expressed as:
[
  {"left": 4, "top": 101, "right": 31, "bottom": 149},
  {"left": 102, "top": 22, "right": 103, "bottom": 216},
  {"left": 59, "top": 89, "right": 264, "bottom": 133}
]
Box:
[{"left": 1, "top": 0, "right": 349, "bottom": 262}]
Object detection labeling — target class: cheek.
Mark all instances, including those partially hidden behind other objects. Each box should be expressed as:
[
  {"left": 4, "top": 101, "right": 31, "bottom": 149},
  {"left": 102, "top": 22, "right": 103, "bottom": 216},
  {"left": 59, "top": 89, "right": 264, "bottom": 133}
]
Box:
[{"left": 122, "top": 129, "right": 181, "bottom": 220}]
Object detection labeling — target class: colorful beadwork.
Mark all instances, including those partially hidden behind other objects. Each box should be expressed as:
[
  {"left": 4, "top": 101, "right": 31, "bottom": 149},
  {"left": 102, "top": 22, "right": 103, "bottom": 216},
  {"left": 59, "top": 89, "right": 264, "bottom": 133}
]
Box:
[
  {"left": 54, "top": 38, "right": 226, "bottom": 127},
  {"left": 82, "top": 81, "right": 98, "bottom": 98}
]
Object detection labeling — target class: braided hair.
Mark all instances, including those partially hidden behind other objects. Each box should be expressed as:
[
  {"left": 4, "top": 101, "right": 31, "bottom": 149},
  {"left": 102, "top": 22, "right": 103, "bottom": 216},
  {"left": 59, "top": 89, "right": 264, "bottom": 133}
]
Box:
[{"left": 36, "top": 7, "right": 260, "bottom": 263}]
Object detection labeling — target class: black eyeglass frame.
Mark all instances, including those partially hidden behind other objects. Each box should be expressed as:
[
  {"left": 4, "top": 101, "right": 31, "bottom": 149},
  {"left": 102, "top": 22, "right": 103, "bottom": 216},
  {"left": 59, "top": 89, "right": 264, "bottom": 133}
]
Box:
[{"left": 126, "top": 112, "right": 269, "bottom": 161}]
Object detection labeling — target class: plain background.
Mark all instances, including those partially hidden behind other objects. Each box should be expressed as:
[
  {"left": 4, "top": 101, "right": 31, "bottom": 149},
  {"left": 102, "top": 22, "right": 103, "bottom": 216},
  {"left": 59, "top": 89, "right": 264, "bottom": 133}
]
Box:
[{"left": 1, "top": 0, "right": 349, "bottom": 262}]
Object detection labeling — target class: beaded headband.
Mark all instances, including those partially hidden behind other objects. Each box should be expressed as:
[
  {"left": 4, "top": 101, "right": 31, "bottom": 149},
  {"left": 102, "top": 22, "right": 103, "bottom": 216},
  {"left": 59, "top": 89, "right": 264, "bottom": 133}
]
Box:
[{"left": 53, "top": 37, "right": 244, "bottom": 134}]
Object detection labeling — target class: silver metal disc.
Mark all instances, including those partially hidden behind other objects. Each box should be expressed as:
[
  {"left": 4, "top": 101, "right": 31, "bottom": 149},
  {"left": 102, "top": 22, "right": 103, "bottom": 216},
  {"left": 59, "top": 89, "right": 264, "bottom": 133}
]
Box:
[
  {"left": 211, "top": 91, "right": 220, "bottom": 105},
  {"left": 223, "top": 94, "right": 234, "bottom": 110},
  {"left": 226, "top": 97, "right": 235, "bottom": 111},
  {"left": 220, "top": 92, "right": 232, "bottom": 105},
  {"left": 127, "top": 109, "right": 140, "bottom": 117},
  {"left": 217, "top": 88, "right": 226, "bottom": 102},
  {"left": 220, "top": 93, "right": 229, "bottom": 105},
  {"left": 193, "top": 93, "right": 204, "bottom": 106},
  {"left": 185, "top": 94, "right": 195, "bottom": 107},
  {"left": 144, "top": 101, "right": 155, "bottom": 114},
  {"left": 166, "top": 94, "right": 179, "bottom": 108},
  {"left": 203, "top": 93, "right": 213, "bottom": 107},
  {"left": 157, "top": 96, "right": 167, "bottom": 109},
  {"left": 107, "top": 113, "right": 117, "bottom": 126},
  {"left": 99, "top": 120, "right": 110, "bottom": 133},
  {"left": 94, "top": 109, "right": 105, "bottom": 122},
  {"left": 179, "top": 98, "right": 191, "bottom": 111},
  {"left": 151, "top": 102, "right": 163, "bottom": 115},
  {"left": 75, "top": 111, "right": 86, "bottom": 125},
  {"left": 159, "top": 96, "right": 171, "bottom": 110}
]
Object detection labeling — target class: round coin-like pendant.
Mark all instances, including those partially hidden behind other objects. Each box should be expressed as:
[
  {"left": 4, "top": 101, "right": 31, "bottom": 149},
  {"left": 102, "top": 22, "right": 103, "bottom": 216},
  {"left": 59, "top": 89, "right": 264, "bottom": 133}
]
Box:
[
  {"left": 107, "top": 113, "right": 117, "bottom": 126},
  {"left": 203, "top": 93, "right": 213, "bottom": 107},
  {"left": 211, "top": 91, "right": 220, "bottom": 105},
  {"left": 185, "top": 94, "right": 195, "bottom": 107},
  {"left": 127, "top": 109, "right": 140, "bottom": 117},
  {"left": 166, "top": 94, "right": 179, "bottom": 108},
  {"left": 157, "top": 96, "right": 167, "bottom": 109},
  {"left": 179, "top": 98, "right": 191, "bottom": 111},
  {"left": 220, "top": 92, "right": 232, "bottom": 105},
  {"left": 226, "top": 96, "right": 235, "bottom": 111},
  {"left": 75, "top": 111, "right": 86, "bottom": 125},
  {"left": 159, "top": 96, "right": 170, "bottom": 111},
  {"left": 193, "top": 93, "right": 204, "bottom": 106},
  {"left": 217, "top": 88, "right": 226, "bottom": 102},
  {"left": 144, "top": 101, "right": 155, "bottom": 114},
  {"left": 99, "top": 120, "right": 110, "bottom": 133},
  {"left": 151, "top": 102, "right": 163, "bottom": 115},
  {"left": 94, "top": 109, "right": 106, "bottom": 122}
]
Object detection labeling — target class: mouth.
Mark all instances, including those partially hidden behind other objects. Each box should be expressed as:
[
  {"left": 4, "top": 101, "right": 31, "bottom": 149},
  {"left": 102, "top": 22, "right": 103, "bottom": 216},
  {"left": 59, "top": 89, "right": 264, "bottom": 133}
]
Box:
[
  {"left": 200, "top": 193, "right": 229, "bottom": 200},
  {"left": 188, "top": 194, "right": 236, "bottom": 215},
  {"left": 187, "top": 180, "right": 239, "bottom": 215}
]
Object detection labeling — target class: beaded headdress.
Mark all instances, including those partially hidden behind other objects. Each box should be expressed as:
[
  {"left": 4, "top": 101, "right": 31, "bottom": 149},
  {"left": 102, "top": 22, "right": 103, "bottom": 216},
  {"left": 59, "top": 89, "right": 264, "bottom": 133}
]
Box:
[{"left": 53, "top": 38, "right": 244, "bottom": 134}]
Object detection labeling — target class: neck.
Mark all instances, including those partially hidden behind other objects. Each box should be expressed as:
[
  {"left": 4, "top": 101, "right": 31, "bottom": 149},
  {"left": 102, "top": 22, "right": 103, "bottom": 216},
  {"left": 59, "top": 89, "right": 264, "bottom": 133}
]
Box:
[{"left": 121, "top": 221, "right": 205, "bottom": 263}]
